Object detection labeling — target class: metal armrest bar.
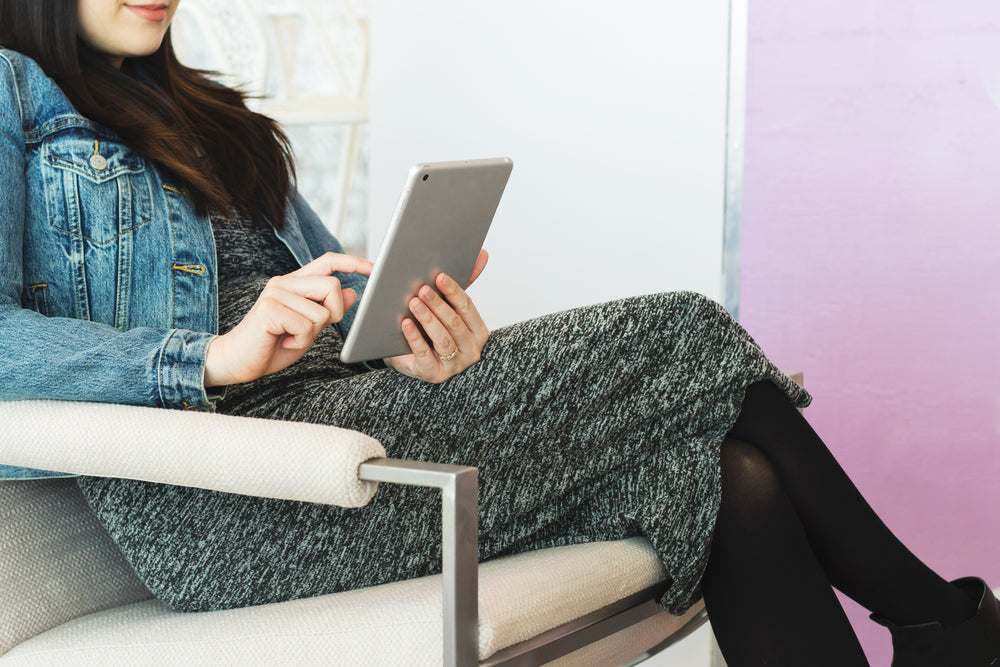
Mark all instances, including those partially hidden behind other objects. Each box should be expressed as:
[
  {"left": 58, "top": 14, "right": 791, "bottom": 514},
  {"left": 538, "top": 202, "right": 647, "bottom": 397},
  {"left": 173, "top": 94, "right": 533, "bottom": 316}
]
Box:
[{"left": 359, "top": 458, "right": 479, "bottom": 667}]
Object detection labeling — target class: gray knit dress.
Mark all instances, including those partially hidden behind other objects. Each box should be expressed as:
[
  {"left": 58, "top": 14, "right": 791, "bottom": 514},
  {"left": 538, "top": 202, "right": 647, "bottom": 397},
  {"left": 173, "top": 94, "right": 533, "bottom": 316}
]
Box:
[{"left": 77, "top": 214, "right": 810, "bottom": 616}]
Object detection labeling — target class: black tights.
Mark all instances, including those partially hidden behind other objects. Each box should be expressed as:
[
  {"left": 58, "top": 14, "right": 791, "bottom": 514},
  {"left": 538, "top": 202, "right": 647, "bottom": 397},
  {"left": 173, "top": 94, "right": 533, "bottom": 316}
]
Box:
[{"left": 701, "top": 382, "right": 976, "bottom": 666}]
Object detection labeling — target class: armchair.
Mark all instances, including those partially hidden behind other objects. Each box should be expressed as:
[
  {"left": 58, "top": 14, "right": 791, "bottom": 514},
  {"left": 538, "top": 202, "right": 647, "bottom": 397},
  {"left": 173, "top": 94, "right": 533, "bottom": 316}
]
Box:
[{"left": 0, "top": 400, "right": 710, "bottom": 666}]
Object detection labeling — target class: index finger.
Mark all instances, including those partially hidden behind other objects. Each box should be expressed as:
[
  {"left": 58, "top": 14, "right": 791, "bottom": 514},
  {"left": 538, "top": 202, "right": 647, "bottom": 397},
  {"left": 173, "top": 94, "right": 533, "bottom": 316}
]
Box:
[{"left": 291, "top": 252, "right": 373, "bottom": 278}]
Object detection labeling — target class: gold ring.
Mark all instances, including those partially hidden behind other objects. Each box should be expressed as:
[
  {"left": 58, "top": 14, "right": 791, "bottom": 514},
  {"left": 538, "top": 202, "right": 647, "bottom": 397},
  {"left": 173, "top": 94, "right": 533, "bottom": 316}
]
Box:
[{"left": 439, "top": 348, "right": 459, "bottom": 362}]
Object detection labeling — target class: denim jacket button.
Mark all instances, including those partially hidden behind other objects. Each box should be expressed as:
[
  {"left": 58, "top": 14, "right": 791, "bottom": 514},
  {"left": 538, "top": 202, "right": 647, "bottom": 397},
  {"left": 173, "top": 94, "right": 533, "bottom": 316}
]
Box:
[{"left": 89, "top": 153, "right": 108, "bottom": 170}]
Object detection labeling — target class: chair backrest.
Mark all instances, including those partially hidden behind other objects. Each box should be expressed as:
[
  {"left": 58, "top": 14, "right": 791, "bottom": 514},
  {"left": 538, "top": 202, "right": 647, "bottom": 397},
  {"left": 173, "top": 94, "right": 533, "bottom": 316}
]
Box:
[{"left": 0, "top": 479, "right": 152, "bottom": 655}]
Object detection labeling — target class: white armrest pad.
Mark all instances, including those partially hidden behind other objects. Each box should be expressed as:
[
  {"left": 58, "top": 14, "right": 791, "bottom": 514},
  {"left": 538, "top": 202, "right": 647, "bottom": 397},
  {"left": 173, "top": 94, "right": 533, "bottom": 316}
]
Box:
[{"left": 0, "top": 400, "right": 385, "bottom": 507}]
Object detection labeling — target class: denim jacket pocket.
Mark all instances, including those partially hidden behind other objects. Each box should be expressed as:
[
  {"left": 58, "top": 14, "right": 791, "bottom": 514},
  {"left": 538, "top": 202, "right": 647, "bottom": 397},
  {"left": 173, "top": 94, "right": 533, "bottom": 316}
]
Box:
[{"left": 41, "top": 134, "right": 153, "bottom": 245}]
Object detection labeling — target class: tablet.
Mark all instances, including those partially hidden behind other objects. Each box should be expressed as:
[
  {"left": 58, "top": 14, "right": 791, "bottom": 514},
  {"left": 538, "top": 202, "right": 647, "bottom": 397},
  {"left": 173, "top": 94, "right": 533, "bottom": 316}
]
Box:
[{"left": 339, "top": 157, "right": 513, "bottom": 363}]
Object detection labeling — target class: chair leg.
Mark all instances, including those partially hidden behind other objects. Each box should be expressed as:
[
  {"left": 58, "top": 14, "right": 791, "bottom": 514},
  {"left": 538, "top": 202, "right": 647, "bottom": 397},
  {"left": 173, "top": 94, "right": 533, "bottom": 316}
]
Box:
[{"left": 359, "top": 458, "right": 479, "bottom": 667}]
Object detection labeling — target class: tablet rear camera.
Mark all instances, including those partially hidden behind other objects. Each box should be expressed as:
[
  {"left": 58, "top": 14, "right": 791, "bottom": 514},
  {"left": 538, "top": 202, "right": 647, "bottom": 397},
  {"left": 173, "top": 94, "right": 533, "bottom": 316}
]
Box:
[{"left": 423, "top": 174, "right": 429, "bottom": 181}]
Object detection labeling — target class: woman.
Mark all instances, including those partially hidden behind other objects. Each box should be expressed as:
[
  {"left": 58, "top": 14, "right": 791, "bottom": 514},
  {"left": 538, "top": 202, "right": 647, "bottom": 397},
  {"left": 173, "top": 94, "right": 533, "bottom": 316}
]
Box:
[{"left": 0, "top": 1, "right": 996, "bottom": 665}]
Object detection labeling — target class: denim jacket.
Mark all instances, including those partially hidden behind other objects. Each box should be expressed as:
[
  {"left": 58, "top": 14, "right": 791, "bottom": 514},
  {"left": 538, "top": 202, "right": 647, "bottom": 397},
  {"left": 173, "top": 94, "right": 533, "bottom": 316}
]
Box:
[{"left": 0, "top": 48, "right": 367, "bottom": 479}]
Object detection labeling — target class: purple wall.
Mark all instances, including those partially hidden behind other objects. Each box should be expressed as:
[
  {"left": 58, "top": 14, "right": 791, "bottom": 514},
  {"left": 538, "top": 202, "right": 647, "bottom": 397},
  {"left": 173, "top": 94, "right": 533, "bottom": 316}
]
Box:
[{"left": 741, "top": 2, "right": 1000, "bottom": 663}]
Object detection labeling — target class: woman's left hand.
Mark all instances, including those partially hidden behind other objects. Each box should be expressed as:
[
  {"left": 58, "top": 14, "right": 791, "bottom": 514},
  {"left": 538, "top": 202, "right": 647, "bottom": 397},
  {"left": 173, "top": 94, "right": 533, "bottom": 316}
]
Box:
[{"left": 383, "top": 250, "right": 489, "bottom": 383}]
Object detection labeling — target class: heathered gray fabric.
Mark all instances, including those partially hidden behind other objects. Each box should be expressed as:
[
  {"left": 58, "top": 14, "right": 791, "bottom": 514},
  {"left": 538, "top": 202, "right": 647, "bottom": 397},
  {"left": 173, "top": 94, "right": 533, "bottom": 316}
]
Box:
[{"left": 78, "top": 214, "right": 810, "bottom": 615}]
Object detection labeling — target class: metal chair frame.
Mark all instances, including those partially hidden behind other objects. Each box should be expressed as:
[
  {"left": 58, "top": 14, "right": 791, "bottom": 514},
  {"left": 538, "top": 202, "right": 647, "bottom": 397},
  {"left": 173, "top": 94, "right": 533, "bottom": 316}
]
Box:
[{"left": 359, "top": 458, "right": 709, "bottom": 667}]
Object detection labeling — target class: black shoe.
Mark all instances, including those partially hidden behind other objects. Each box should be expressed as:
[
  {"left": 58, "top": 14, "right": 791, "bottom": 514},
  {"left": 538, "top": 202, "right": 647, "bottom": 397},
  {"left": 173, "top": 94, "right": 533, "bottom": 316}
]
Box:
[{"left": 871, "top": 577, "right": 1000, "bottom": 667}]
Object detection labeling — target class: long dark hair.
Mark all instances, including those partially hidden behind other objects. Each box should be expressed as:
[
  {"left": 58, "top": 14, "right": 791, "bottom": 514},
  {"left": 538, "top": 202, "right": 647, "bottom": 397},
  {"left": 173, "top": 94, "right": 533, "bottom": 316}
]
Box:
[{"left": 0, "top": 0, "right": 294, "bottom": 229}]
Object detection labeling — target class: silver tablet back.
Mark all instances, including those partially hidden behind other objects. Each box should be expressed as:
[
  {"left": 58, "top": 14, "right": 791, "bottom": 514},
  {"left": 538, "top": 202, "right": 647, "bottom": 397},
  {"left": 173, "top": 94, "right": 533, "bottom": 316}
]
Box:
[{"left": 340, "top": 157, "right": 513, "bottom": 363}]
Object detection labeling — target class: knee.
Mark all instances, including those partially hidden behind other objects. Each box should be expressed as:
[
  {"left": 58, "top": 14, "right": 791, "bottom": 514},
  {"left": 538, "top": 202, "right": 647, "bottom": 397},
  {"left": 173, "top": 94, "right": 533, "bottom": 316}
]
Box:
[
  {"left": 660, "top": 291, "right": 738, "bottom": 345},
  {"left": 672, "top": 290, "right": 728, "bottom": 321},
  {"left": 717, "top": 438, "right": 785, "bottom": 521}
]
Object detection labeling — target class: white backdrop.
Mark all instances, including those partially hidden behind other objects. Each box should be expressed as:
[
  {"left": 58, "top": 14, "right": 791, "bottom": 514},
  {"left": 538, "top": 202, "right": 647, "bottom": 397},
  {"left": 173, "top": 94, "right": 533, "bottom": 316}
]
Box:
[{"left": 368, "top": 1, "right": 733, "bottom": 328}]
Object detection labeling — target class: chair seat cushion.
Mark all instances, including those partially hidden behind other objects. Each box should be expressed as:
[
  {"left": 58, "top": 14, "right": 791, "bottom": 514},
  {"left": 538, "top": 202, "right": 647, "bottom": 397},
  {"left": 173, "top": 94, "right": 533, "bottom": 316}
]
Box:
[{"left": 2, "top": 537, "right": 678, "bottom": 665}]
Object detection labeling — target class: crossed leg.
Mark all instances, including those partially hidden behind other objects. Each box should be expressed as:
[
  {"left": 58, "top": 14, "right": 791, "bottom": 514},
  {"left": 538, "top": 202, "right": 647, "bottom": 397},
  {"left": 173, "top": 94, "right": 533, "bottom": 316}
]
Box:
[{"left": 700, "top": 382, "right": 975, "bottom": 666}]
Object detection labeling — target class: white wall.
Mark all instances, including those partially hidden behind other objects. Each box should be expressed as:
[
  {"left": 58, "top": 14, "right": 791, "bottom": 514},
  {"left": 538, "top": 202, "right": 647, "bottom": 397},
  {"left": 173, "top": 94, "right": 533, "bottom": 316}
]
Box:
[
  {"left": 368, "top": 6, "right": 735, "bottom": 664},
  {"left": 368, "top": 0, "right": 732, "bottom": 328}
]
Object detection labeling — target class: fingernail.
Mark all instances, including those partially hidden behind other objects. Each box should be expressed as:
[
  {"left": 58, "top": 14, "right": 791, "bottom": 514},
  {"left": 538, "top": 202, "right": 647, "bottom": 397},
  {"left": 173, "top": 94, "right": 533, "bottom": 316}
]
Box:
[{"left": 419, "top": 286, "right": 433, "bottom": 299}]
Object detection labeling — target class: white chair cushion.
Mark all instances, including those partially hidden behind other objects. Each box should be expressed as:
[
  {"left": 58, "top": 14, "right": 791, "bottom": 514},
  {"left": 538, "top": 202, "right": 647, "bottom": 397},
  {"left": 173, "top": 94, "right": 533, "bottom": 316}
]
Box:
[
  {"left": 0, "top": 479, "right": 152, "bottom": 656},
  {"left": 2, "top": 537, "right": 676, "bottom": 666}
]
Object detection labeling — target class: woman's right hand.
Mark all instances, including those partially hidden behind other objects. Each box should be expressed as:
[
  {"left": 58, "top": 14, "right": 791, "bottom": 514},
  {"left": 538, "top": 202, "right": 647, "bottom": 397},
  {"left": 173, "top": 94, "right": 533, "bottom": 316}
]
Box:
[{"left": 203, "top": 252, "right": 372, "bottom": 387}]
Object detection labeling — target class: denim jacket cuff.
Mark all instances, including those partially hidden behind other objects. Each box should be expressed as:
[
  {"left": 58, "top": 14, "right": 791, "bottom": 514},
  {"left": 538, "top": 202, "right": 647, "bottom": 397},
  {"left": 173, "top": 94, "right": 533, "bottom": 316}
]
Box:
[{"left": 156, "top": 329, "right": 218, "bottom": 411}]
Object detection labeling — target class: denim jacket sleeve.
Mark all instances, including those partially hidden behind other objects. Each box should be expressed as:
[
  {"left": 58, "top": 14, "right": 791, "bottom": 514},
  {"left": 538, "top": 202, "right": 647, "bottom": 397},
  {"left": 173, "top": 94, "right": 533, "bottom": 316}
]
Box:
[{"left": 0, "top": 54, "right": 216, "bottom": 410}]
